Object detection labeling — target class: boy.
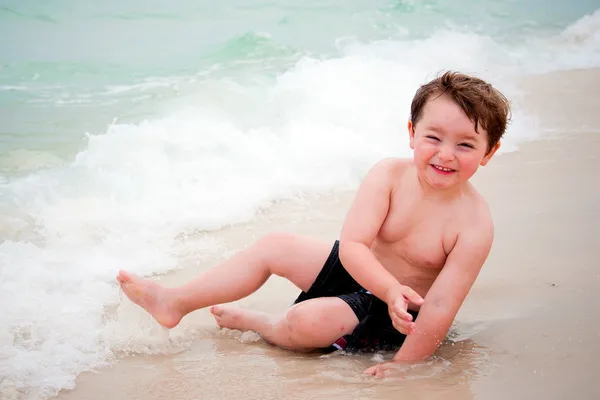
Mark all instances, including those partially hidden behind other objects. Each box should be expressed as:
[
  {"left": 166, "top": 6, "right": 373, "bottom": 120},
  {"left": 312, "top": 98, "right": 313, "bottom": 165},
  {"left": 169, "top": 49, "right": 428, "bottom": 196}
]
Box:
[{"left": 116, "top": 71, "right": 510, "bottom": 377}]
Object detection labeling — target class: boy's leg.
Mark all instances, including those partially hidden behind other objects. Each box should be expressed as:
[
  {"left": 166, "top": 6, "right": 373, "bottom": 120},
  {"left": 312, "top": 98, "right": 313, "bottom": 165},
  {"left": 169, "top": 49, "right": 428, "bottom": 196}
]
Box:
[
  {"left": 116, "top": 233, "right": 332, "bottom": 328},
  {"left": 211, "top": 297, "right": 360, "bottom": 351}
]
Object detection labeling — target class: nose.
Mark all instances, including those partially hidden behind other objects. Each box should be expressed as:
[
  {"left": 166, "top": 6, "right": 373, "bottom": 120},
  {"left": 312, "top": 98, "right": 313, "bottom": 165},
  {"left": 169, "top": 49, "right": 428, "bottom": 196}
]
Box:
[{"left": 438, "top": 144, "right": 455, "bottom": 162}]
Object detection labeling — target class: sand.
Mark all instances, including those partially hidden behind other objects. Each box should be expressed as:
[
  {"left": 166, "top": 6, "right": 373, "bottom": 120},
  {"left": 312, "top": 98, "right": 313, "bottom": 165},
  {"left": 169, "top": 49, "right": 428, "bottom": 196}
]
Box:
[{"left": 54, "top": 68, "right": 600, "bottom": 400}]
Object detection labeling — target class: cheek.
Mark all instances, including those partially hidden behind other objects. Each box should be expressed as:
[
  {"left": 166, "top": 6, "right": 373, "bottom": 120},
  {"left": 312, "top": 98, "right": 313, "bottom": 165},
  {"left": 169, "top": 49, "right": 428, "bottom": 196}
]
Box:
[
  {"left": 414, "top": 142, "right": 436, "bottom": 161},
  {"left": 458, "top": 155, "right": 482, "bottom": 173}
]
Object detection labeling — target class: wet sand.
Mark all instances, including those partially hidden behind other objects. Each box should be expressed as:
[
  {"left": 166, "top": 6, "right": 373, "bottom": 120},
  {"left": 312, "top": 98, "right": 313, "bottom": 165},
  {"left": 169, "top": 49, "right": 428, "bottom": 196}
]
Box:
[{"left": 54, "top": 68, "right": 600, "bottom": 400}]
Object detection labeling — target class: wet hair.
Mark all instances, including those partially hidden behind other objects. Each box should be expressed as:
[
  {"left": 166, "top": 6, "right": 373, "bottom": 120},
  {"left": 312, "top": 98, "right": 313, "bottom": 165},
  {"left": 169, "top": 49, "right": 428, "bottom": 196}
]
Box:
[{"left": 410, "top": 71, "right": 511, "bottom": 153}]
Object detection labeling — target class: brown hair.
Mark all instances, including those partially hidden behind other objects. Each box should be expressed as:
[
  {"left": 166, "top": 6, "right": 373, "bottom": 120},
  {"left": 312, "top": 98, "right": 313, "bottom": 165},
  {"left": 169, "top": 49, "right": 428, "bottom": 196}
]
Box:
[{"left": 410, "top": 71, "right": 511, "bottom": 153}]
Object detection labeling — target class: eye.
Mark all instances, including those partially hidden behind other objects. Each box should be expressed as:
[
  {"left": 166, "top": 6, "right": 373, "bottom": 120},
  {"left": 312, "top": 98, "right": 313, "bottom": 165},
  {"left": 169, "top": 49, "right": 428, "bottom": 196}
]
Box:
[
  {"left": 459, "top": 143, "right": 474, "bottom": 149},
  {"left": 426, "top": 135, "right": 440, "bottom": 141}
]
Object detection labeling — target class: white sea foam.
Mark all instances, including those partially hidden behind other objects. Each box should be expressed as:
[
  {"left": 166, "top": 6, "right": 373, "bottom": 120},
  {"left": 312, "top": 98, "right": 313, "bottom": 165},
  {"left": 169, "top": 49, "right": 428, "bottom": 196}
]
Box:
[{"left": 562, "top": 8, "right": 600, "bottom": 44}]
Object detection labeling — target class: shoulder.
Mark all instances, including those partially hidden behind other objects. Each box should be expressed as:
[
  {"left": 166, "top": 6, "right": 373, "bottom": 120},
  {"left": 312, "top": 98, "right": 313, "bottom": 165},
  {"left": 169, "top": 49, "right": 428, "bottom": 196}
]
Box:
[
  {"left": 367, "top": 157, "right": 414, "bottom": 182},
  {"left": 372, "top": 157, "right": 413, "bottom": 170}
]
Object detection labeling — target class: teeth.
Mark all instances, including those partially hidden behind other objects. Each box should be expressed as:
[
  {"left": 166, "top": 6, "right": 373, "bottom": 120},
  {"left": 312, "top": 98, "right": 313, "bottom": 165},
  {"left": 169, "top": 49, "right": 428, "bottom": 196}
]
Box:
[{"left": 433, "top": 165, "right": 453, "bottom": 172}]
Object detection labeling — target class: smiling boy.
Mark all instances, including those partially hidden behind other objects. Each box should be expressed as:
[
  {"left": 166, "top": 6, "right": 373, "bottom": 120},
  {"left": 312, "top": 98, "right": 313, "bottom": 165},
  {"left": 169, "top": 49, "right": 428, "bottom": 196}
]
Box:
[{"left": 116, "top": 71, "right": 510, "bottom": 377}]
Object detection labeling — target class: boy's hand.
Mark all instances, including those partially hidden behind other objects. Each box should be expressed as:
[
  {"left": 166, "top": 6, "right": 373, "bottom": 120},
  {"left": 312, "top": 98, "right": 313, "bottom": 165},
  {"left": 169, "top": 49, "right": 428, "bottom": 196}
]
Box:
[
  {"left": 363, "top": 361, "right": 402, "bottom": 378},
  {"left": 386, "top": 285, "right": 424, "bottom": 335}
]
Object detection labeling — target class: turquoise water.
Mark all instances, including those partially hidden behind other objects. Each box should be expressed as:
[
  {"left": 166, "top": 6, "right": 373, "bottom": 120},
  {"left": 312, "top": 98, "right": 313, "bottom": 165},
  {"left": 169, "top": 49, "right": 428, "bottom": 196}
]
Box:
[
  {"left": 1, "top": 0, "right": 599, "bottom": 161},
  {"left": 1, "top": 2, "right": 599, "bottom": 399}
]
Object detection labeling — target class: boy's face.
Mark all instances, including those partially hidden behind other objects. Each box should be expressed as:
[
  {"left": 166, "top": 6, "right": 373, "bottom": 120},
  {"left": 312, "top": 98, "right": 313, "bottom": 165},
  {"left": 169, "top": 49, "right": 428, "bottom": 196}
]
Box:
[{"left": 408, "top": 94, "right": 500, "bottom": 190}]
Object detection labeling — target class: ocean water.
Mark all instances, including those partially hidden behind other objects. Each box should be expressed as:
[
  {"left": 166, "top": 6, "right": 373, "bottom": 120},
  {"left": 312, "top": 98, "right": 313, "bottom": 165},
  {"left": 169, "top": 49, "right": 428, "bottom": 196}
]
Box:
[{"left": 1, "top": 1, "right": 599, "bottom": 399}]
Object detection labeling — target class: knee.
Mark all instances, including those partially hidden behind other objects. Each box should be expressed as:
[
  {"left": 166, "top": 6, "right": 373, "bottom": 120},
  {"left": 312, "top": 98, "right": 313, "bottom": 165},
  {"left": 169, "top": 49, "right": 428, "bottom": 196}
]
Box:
[{"left": 283, "top": 305, "right": 329, "bottom": 345}]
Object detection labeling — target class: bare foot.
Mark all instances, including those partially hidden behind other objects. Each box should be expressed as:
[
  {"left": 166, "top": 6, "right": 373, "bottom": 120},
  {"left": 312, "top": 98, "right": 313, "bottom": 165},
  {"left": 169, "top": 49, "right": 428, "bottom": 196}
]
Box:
[
  {"left": 210, "top": 305, "right": 271, "bottom": 332},
  {"left": 116, "top": 270, "right": 183, "bottom": 329}
]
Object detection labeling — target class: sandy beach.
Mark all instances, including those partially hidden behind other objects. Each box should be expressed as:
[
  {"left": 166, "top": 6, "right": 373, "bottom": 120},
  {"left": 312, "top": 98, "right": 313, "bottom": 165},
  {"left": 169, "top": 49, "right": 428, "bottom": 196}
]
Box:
[{"left": 50, "top": 68, "right": 600, "bottom": 400}]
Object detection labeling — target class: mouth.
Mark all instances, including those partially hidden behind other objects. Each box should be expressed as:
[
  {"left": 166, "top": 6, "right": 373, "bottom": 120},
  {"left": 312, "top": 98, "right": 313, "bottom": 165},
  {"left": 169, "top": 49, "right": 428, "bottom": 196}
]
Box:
[{"left": 430, "top": 164, "right": 456, "bottom": 174}]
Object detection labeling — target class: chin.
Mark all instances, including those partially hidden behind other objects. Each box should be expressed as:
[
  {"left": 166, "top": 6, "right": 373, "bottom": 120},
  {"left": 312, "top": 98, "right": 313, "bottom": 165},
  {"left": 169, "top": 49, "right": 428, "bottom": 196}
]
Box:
[
  {"left": 430, "top": 181, "right": 457, "bottom": 190},
  {"left": 422, "top": 171, "right": 458, "bottom": 190}
]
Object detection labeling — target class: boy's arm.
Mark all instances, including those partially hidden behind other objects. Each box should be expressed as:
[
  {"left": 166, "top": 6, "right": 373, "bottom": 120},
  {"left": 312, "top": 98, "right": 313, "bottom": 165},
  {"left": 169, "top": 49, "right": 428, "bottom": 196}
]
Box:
[
  {"left": 393, "top": 220, "right": 494, "bottom": 362},
  {"left": 365, "top": 221, "right": 494, "bottom": 377},
  {"left": 338, "top": 159, "right": 423, "bottom": 310}
]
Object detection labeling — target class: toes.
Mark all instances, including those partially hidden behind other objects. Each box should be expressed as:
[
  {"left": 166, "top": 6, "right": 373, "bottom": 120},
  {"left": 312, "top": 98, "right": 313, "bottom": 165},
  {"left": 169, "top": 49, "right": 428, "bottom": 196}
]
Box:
[
  {"left": 118, "top": 270, "right": 133, "bottom": 283},
  {"left": 210, "top": 307, "right": 224, "bottom": 327}
]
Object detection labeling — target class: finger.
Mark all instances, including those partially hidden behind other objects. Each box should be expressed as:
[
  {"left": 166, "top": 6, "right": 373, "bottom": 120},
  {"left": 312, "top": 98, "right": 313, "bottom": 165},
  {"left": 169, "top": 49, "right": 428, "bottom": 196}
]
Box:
[
  {"left": 366, "top": 365, "right": 387, "bottom": 379},
  {"left": 391, "top": 316, "right": 415, "bottom": 335},
  {"left": 395, "top": 323, "right": 415, "bottom": 335},
  {"left": 374, "top": 364, "right": 393, "bottom": 379},
  {"left": 364, "top": 366, "right": 377, "bottom": 375},
  {"left": 401, "top": 285, "right": 425, "bottom": 305},
  {"left": 390, "top": 311, "right": 407, "bottom": 327},
  {"left": 393, "top": 307, "right": 413, "bottom": 321},
  {"left": 377, "top": 366, "right": 402, "bottom": 379},
  {"left": 390, "top": 298, "right": 411, "bottom": 319},
  {"left": 392, "top": 312, "right": 415, "bottom": 332}
]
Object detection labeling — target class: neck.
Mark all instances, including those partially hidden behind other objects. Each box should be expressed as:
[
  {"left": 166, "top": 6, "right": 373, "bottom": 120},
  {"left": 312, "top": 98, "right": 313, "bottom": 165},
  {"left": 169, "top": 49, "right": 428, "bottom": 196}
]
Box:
[{"left": 415, "top": 173, "right": 466, "bottom": 202}]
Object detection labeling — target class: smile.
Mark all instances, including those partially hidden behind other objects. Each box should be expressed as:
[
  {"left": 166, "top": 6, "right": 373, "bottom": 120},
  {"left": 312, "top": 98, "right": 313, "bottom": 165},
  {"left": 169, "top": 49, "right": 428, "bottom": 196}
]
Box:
[{"left": 431, "top": 164, "right": 456, "bottom": 173}]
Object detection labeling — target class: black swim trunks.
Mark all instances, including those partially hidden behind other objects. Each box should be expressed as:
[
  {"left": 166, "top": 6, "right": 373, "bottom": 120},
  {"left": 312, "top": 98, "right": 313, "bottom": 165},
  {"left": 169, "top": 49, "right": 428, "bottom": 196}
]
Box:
[{"left": 293, "top": 240, "right": 418, "bottom": 352}]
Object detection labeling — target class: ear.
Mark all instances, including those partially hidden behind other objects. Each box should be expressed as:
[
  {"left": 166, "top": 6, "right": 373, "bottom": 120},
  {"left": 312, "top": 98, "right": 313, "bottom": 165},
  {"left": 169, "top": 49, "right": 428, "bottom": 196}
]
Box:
[
  {"left": 480, "top": 141, "right": 501, "bottom": 166},
  {"left": 408, "top": 120, "right": 415, "bottom": 149}
]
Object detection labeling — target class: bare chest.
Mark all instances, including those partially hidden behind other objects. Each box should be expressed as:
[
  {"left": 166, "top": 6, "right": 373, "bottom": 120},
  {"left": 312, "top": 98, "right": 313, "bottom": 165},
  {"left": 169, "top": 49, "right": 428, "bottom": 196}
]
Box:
[{"left": 376, "top": 204, "right": 457, "bottom": 271}]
